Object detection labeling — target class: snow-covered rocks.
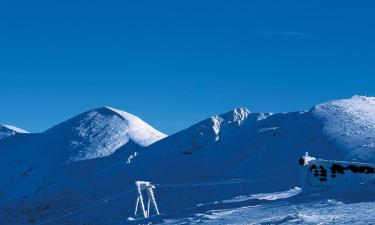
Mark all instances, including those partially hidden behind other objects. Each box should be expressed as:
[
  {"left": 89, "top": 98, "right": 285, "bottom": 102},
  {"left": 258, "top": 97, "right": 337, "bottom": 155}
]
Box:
[
  {"left": 0, "top": 124, "right": 28, "bottom": 140},
  {"left": 210, "top": 108, "right": 250, "bottom": 141},
  {"left": 225, "top": 107, "right": 251, "bottom": 126}
]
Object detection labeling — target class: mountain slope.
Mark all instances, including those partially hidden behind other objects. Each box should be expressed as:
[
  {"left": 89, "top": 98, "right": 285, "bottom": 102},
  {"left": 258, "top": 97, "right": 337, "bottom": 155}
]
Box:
[
  {"left": 0, "top": 106, "right": 166, "bottom": 205},
  {"left": 127, "top": 109, "right": 323, "bottom": 185},
  {"left": 311, "top": 95, "right": 375, "bottom": 162},
  {"left": 117, "top": 96, "right": 375, "bottom": 215},
  {"left": 0, "top": 124, "right": 28, "bottom": 140},
  {"left": 132, "top": 96, "right": 375, "bottom": 184}
]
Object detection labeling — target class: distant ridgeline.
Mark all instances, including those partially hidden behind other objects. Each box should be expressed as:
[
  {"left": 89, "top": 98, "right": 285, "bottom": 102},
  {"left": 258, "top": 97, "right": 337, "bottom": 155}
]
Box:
[{"left": 299, "top": 153, "right": 375, "bottom": 193}]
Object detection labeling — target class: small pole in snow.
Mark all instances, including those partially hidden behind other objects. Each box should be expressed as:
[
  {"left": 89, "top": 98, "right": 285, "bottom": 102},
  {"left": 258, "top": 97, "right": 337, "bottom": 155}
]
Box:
[{"left": 134, "top": 181, "right": 160, "bottom": 219}]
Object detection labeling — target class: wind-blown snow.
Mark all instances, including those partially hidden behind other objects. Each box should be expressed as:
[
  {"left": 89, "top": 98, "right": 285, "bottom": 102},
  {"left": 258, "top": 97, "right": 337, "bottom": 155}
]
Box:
[{"left": 0, "top": 124, "right": 28, "bottom": 140}]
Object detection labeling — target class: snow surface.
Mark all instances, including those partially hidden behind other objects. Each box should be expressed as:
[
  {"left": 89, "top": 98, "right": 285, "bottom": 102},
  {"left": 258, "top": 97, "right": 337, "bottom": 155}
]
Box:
[
  {"left": 1, "top": 96, "right": 375, "bottom": 224},
  {"left": 311, "top": 95, "right": 375, "bottom": 162},
  {"left": 161, "top": 195, "right": 375, "bottom": 225},
  {"left": 221, "top": 187, "right": 302, "bottom": 203},
  {"left": 0, "top": 106, "right": 166, "bottom": 214},
  {"left": 0, "top": 124, "right": 28, "bottom": 140}
]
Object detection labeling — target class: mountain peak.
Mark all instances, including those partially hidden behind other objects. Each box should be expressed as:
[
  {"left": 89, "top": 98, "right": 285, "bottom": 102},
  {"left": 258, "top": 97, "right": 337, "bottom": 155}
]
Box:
[
  {"left": 218, "top": 107, "right": 251, "bottom": 125},
  {"left": 44, "top": 106, "right": 167, "bottom": 162},
  {"left": 232, "top": 107, "right": 251, "bottom": 124}
]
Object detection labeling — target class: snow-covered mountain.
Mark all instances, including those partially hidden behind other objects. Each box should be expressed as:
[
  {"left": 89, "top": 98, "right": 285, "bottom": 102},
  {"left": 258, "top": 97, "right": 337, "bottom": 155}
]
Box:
[
  {"left": 0, "top": 107, "right": 166, "bottom": 212},
  {"left": 0, "top": 124, "right": 28, "bottom": 140},
  {"left": 1, "top": 96, "right": 374, "bottom": 225},
  {"left": 129, "top": 96, "right": 375, "bottom": 186},
  {"left": 42, "top": 106, "right": 167, "bottom": 162}
]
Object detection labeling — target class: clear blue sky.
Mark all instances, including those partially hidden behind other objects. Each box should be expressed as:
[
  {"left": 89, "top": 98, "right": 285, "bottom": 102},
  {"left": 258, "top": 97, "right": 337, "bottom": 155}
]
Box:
[{"left": 0, "top": 1, "right": 374, "bottom": 134}]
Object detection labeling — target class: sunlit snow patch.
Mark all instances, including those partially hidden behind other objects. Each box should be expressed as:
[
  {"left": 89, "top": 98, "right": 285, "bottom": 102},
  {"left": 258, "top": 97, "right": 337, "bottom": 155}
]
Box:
[{"left": 222, "top": 187, "right": 302, "bottom": 203}]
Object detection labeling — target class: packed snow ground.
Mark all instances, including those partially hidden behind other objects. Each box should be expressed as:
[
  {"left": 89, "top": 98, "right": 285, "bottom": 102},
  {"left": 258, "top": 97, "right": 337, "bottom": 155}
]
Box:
[
  {"left": 0, "top": 96, "right": 374, "bottom": 224},
  {"left": 161, "top": 193, "right": 375, "bottom": 225}
]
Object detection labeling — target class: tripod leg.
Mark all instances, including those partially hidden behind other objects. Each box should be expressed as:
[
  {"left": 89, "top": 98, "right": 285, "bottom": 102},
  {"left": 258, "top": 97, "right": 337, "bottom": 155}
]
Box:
[
  {"left": 148, "top": 187, "right": 160, "bottom": 215},
  {"left": 134, "top": 197, "right": 139, "bottom": 216},
  {"left": 137, "top": 185, "right": 148, "bottom": 218},
  {"left": 147, "top": 198, "right": 151, "bottom": 218}
]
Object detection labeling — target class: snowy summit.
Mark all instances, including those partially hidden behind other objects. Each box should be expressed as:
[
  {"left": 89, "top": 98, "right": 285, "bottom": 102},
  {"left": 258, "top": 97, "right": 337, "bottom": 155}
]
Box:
[{"left": 43, "top": 106, "right": 167, "bottom": 162}]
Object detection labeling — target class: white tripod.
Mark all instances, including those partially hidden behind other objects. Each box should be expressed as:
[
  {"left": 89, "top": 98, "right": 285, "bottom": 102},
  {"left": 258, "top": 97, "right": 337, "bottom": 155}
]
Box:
[{"left": 134, "top": 181, "right": 160, "bottom": 219}]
